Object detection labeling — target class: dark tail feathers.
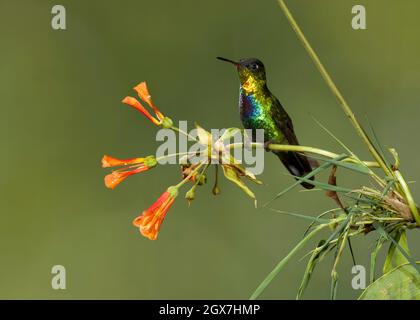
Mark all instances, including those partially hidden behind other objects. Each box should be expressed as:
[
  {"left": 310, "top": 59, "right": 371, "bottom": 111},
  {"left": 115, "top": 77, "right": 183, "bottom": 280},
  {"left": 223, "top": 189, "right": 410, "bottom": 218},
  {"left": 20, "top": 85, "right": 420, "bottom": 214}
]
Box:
[{"left": 274, "top": 151, "right": 317, "bottom": 189}]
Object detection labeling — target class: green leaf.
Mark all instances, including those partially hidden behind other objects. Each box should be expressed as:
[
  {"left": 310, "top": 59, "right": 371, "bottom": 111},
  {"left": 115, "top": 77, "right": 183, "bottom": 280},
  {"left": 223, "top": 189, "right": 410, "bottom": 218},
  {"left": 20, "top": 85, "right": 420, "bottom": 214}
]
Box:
[
  {"left": 365, "top": 117, "right": 392, "bottom": 170},
  {"left": 304, "top": 208, "right": 342, "bottom": 237},
  {"left": 269, "top": 208, "right": 331, "bottom": 224},
  {"left": 264, "top": 154, "right": 349, "bottom": 207},
  {"left": 359, "top": 262, "right": 420, "bottom": 300},
  {"left": 373, "top": 223, "right": 420, "bottom": 274},
  {"left": 370, "top": 237, "right": 386, "bottom": 284},
  {"left": 304, "top": 153, "right": 371, "bottom": 175},
  {"left": 383, "top": 229, "right": 410, "bottom": 274},
  {"left": 221, "top": 165, "right": 255, "bottom": 201},
  {"left": 296, "top": 176, "right": 353, "bottom": 193},
  {"left": 312, "top": 117, "right": 354, "bottom": 155},
  {"left": 231, "top": 163, "right": 263, "bottom": 185},
  {"left": 297, "top": 240, "right": 326, "bottom": 299}
]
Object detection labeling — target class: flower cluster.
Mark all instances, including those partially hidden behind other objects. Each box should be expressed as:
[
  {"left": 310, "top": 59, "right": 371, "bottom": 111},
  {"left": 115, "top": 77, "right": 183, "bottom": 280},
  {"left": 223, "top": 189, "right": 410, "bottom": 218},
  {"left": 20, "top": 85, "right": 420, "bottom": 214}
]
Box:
[{"left": 102, "top": 82, "right": 260, "bottom": 240}]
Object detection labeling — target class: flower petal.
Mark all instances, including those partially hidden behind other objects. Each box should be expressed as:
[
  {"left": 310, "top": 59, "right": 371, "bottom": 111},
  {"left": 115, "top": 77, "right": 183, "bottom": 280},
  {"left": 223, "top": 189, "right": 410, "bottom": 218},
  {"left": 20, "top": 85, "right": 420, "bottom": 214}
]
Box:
[
  {"left": 122, "top": 96, "right": 160, "bottom": 125},
  {"left": 102, "top": 155, "right": 145, "bottom": 168},
  {"left": 133, "top": 82, "right": 164, "bottom": 120},
  {"left": 104, "top": 166, "right": 149, "bottom": 189},
  {"left": 133, "top": 82, "right": 153, "bottom": 107},
  {"left": 132, "top": 188, "right": 178, "bottom": 240}
]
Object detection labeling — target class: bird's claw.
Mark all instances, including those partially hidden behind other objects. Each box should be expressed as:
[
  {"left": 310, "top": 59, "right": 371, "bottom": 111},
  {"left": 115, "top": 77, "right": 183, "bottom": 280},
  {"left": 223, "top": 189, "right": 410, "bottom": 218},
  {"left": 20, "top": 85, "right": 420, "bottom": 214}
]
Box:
[{"left": 264, "top": 140, "right": 273, "bottom": 152}]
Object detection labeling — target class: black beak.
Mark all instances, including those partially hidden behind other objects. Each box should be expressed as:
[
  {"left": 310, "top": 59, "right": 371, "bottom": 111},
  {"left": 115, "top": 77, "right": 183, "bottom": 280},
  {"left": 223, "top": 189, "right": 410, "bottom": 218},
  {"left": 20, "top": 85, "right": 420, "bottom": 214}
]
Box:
[{"left": 216, "top": 56, "right": 239, "bottom": 67}]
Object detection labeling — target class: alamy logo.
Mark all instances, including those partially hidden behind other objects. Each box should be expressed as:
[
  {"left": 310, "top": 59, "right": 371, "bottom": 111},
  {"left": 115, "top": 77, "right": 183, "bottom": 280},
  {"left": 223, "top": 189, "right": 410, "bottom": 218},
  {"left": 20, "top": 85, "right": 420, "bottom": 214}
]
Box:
[
  {"left": 351, "top": 265, "right": 366, "bottom": 290},
  {"left": 351, "top": 5, "right": 366, "bottom": 30},
  {"left": 51, "top": 5, "right": 66, "bottom": 30},
  {"left": 155, "top": 121, "right": 266, "bottom": 175},
  {"left": 51, "top": 265, "right": 66, "bottom": 290}
]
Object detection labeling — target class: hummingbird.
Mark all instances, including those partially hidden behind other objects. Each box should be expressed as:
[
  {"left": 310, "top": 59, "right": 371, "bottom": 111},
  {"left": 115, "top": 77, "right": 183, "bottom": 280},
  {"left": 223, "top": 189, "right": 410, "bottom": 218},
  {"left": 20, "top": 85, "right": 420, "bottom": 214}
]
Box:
[{"left": 217, "top": 57, "right": 315, "bottom": 189}]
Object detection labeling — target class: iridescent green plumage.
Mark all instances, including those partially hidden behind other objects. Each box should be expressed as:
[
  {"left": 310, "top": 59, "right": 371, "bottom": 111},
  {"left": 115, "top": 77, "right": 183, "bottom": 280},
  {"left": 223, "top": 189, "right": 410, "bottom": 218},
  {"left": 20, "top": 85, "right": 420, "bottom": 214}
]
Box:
[{"left": 217, "top": 57, "right": 315, "bottom": 189}]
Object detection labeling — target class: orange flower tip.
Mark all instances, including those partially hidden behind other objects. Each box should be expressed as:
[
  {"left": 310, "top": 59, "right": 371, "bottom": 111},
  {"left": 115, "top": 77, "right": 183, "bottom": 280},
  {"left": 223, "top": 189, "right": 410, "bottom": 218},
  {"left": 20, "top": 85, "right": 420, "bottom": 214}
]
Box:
[
  {"left": 132, "top": 215, "right": 143, "bottom": 228},
  {"left": 133, "top": 188, "right": 178, "bottom": 240},
  {"left": 122, "top": 96, "right": 161, "bottom": 126},
  {"left": 141, "top": 229, "right": 158, "bottom": 240},
  {"left": 133, "top": 82, "right": 153, "bottom": 105},
  {"left": 122, "top": 96, "right": 149, "bottom": 115},
  {"left": 122, "top": 96, "right": 140, "bottom": 107},
  {"left": 133, "top": 82, "right": 148, "bottom": 94},
  {"left": 101, "top": 155, "right": 116, "bottom": 168},
  {"left": 132, "top": 216, "right": 158, "bottom": 240},
  {"left": 104, "top": 172, "right": 128, "bottom": 189}
]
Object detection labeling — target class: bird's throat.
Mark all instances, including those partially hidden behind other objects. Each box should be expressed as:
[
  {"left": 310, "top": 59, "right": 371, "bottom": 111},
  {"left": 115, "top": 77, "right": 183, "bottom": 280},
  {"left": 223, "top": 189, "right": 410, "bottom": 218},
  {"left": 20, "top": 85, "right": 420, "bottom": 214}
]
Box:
[{"left": 241, "top": 76, "right": 264, "bottom": 95}]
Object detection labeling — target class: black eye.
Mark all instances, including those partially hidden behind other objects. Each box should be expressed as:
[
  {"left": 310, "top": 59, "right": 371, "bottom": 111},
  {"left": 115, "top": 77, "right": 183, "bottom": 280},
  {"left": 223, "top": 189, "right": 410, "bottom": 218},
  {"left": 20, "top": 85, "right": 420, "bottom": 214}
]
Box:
[{"left": 248, "top": 63, "right": 258, "bottom": 70}]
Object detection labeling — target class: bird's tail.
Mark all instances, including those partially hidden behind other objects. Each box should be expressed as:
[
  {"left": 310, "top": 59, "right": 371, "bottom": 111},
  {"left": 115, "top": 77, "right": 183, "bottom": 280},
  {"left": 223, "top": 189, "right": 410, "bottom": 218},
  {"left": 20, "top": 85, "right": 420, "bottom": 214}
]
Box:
[{"left": 274, "top": 151, "right": 317, "bottom": 189}]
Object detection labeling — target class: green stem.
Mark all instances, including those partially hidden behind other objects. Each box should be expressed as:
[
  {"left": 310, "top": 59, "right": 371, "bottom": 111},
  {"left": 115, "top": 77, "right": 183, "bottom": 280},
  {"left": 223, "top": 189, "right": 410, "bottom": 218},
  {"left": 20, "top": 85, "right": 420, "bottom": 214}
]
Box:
[
  {"left": 227, "top": 142, "right": 379, "bottom": 168},
  {"left": 156, "top": 151, "right": 197, "bottom": 162},
  {"left": 394, "top": 170, "right": 420, "bottom": 225},
  {"left": 175, "top": 162, "right": 205, "bottom": 189},
  {"left": 171, "top": 125, "right": 198, "bottom": 142},
  {"left": 277, "top": 0, "right": 390, "bottom": 176},
  {"left": 278, "top": 0, "right": 420, "bottom": 225},
  {"left": 194, "top": 163, "right": 210, "bottom": 189},
  {"left": 330, "top": 216, "right": 353, "bottom": 299},
  {"left": 212, "top": 165, "right": 220, "bottom": 195}
]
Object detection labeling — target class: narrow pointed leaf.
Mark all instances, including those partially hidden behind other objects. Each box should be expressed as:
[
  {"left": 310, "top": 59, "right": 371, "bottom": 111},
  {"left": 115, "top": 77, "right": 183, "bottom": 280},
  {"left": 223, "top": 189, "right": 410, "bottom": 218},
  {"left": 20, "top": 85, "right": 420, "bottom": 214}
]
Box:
[{"left": 221, "top": 165, "right": 255, "bottom": 200}]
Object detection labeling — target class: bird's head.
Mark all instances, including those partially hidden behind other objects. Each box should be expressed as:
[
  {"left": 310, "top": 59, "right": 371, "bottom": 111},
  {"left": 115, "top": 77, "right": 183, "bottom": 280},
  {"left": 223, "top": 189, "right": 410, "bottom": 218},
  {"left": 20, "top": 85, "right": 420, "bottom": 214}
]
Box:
[{"left": 217, "top": 57, "right": 267, "bottom": 93}]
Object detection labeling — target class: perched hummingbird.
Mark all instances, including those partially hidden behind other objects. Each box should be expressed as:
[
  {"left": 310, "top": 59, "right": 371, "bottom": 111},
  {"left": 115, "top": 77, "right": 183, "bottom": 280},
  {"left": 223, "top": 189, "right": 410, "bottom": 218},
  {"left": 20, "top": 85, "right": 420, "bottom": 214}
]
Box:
[{"left": 217, "top": 57, "right": 315, "bottom": 189}]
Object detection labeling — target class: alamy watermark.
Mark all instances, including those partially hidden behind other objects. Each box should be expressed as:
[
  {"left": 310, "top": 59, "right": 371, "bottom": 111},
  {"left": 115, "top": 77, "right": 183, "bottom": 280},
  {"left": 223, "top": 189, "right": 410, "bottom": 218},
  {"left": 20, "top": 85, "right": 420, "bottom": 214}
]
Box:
[
  {"left": 351, "top": 265, "right": 366, "bottom": 290},
  {"left": 155, "top": 121, "right": 266, "bottom": 175},
  {"left": 51, "top": 265, "right": 66, "bottom": 290},
  {"left": 352, "top": 5, "right": 366, "bottom": 30},
  {"left": 51, "top": 5, "right": 66, "bottom": 30}
]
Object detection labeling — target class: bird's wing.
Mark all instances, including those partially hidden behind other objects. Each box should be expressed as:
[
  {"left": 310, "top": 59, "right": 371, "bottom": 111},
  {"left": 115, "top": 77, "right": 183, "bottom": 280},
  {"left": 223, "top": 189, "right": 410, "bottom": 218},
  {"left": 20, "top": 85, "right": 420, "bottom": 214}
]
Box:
[{"left": 270, "top": 97, "right": 300, "bottom": 145}]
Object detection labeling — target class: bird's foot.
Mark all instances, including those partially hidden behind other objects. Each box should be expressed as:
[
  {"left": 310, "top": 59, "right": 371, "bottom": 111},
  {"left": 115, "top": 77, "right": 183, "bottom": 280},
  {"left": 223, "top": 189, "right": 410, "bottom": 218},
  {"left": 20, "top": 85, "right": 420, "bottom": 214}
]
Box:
[{"left": 264, "top": 140, "right": 274, "bottom": 152}]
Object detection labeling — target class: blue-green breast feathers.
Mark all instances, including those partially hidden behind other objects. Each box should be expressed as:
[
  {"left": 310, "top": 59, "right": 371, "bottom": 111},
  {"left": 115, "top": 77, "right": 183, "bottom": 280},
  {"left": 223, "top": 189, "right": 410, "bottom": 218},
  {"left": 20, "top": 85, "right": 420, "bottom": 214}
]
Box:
[{"left": 239, "top": 88, "right": 285, "bottom": 143}]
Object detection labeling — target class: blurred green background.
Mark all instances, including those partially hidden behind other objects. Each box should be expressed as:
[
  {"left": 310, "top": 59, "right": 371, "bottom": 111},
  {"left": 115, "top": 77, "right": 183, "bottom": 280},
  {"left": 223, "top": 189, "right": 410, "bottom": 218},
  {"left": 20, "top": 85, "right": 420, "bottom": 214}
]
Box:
[{"left": 1, "top": 0, "right": 420, "bottom": 299}]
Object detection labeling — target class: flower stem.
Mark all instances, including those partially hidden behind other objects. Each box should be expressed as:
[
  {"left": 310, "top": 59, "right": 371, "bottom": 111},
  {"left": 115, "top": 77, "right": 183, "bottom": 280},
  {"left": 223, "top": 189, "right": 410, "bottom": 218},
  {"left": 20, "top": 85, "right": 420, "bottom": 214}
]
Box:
[
  {"left": 156, "top": 151, "right": 198, "bottom": 162},
  {"left": 175, "top": 162, "right": 205, "bottom": 189},
  {"left": 171, "top": 125, "right": 198, "bottom": 142},
  {"left": 330, "top": 215, "right": 353, "bottom": 299},
  {"left": 277, "top": 0, "right": 390, "bottom": 176},
  {"left": 212, "top": 165, "right": 220, "bottom": 195},
  {"left": 394, "top": 170, "right": 420, "bottom": 225},
  {"left": 227, "top": 142, "right": 379, "bottom": 168},
  {"left": 192, "top": 163, "right": 211, "bottom": 190},
  {"left": 278, "top": 0, "right": 419, "bottom": 225}
]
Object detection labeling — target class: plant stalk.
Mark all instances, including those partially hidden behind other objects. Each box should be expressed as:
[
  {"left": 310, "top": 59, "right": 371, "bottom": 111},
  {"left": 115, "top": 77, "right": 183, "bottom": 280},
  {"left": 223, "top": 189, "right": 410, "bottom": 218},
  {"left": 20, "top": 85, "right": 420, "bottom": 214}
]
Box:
[{"left": 277, "top": 0, "right": 390, "bottom": 175}]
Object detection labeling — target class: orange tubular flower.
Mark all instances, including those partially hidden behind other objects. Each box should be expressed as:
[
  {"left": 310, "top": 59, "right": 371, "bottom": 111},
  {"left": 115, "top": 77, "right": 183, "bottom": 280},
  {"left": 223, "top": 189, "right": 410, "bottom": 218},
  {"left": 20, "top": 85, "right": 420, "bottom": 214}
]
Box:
[
  {"left": 133, "top": 82, "right": 164, "bottom": 120},
  {"left": 133, "top": 186, "right": 178, "bottom": 240},
  {"left": 122, "top": 81, "right": 172, "bottom": 127},
  {"left": 122, "top": 96, "right": 161, "bottom": 126},
  {"left": 102, "top": 155, "right": 157, "bottom": 189}
]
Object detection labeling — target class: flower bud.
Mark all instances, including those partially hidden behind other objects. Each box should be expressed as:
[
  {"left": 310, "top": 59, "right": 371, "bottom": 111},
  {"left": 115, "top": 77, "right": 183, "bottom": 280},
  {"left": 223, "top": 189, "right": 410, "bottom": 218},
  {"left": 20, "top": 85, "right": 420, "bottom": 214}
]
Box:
[
  {"left": 161, "top": 117, "right": 173, "bottom": 129},
  {"left": 212, "top": 185, "right": 220, "bottom": 195},
  {"left": 197, "top": 173, "right": 207, "bottom": 185},
  {"left": 185, "top": 187, "right": 195, "bottom": 204}
]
